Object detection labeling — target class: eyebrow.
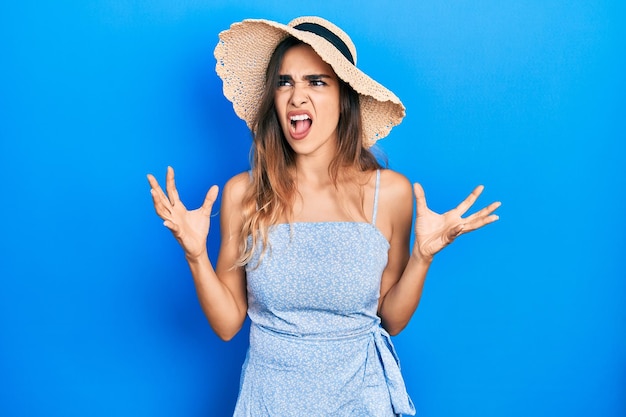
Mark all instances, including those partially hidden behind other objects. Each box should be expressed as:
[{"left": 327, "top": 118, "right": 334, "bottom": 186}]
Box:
[{"left": 278, "top": 74, "right": 334, "bottom": 81}]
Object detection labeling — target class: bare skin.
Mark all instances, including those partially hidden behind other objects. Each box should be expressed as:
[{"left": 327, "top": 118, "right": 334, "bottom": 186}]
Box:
[{"left": 147, "top": 45, "right": 501, "bottom": 339}]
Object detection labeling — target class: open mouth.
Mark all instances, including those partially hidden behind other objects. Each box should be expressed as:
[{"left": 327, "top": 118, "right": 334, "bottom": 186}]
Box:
[{"left": 289, "top": 113, "right": 312, "bottom": 137}]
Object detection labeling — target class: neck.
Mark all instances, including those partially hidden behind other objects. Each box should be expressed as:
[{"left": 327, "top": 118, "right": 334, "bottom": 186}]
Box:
[
  {"left": 294, "top": 161, "right": 332, "bottom": 188},
  {"left": 294, "top": 150, "right": 336, "bottom": 187}
]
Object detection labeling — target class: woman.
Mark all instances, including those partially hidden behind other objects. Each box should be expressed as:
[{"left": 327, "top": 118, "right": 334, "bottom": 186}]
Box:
[{"left": 148, "top": 16, "right": 500, "bottom": 416}]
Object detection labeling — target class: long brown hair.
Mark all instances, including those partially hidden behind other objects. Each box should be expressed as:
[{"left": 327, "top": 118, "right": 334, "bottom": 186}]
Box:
[{"left": 236, "top": 36, "right": 382, "bottom": 266}]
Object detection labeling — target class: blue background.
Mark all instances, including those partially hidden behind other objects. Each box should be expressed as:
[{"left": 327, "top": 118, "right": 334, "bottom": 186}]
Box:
[{"left": 1, "top": 1, "right": 624, "bottom": 416}]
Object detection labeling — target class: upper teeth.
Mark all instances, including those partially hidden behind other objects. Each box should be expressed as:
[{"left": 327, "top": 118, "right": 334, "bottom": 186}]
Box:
[{"left": 290, "top": 114, "right": 311, "bottom": 121}]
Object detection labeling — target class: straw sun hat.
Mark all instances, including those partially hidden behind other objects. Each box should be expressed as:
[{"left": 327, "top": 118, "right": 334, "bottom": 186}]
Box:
[{"left": 214, "top": 16, "right": 406, "bottom": 148}]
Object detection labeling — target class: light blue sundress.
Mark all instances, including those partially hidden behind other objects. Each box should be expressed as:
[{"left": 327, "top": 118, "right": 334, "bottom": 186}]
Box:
[{"left": 234, "top": 170, "right": 416, "bottom": 416}]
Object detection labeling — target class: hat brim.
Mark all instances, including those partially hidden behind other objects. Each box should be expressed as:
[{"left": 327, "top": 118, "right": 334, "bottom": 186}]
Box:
[{"left": 214, "top": 18, "right": 405, "bottom": 148}]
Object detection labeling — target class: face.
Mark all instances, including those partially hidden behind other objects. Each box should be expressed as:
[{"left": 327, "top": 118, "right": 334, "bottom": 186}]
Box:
[{"left": 274, "top": 44, "right": 341, "bottom": 158}]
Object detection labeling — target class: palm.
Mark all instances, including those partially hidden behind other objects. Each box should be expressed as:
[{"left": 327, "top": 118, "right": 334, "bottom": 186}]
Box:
[
  {"left": 147, "top": 167, "right": 219, "bottom": 258},
  {"left": 167, "top": 201, "right": 213, "bottom": 256},
  {"left": 413, "top": 183, "right": 500, "bottom": 260}
]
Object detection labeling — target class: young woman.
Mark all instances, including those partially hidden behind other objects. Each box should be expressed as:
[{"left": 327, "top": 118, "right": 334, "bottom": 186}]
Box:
[{"left": 148, "top": 16, "right": 500, "bottom": 416}]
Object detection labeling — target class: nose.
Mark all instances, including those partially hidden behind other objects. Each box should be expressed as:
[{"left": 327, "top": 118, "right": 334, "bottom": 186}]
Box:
[{"left": 289, "top": 81, "right": 309, "bottom": 107}]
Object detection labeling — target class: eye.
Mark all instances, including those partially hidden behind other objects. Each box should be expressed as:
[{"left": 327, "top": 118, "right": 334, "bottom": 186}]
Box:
[
  {"left": 309, "top": 79, "right": 327, "bottom": 87},
  {"left": 277, "top": 76, "right": 293, "bottom": 88}
]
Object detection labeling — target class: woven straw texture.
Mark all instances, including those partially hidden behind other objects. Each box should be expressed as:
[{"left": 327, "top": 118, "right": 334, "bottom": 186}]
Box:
[{"left": 214, "top": 17, "right": 405, "bottom": 148}]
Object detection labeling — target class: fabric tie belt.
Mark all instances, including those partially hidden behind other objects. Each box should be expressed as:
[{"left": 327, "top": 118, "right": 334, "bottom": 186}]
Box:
[
  {"left": 371, "top": 326, "right": 416, "bottom": 415},
  {"left": 252, "top": 322, "right": 415, "bottom": 415}
]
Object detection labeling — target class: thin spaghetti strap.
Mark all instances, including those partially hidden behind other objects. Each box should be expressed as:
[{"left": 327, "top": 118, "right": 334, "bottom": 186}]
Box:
[{"left": 372, "top": 169, "right": 381, "bottom": 225}]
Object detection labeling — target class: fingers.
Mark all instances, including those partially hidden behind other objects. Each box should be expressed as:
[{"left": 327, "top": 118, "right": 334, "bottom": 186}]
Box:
[
  {"left": 149, "top": 185, "right": 172, "bottom": 219},
  {"left": 165, "top": 166, "right": 181, "bottom": 206},
  {"left": 147, "top": 167, "right": 221, "bottom": 225},
  {"left": 147, "top": 173, "right": 172, "bottom": 216},
  {"left": 147, "top": 171, "right": 172, "bottom": 205},
  {"left": 455, "top": 185, "right": 484, "bottom": 216},
  {"left": 413, "top": 183, "right": 428, "bottom": 214},
  {"left": 458, "top": 201, "right": 501, "bottom": 234},
  {"left": 147, "top": 173, "right": 166, "bottom": 200},
  {"left": 201, "top": 185, "right": 220, "bottom": 216},
  {"left": 163, "top": 219, "right": 180, "bottom": 235},
  {"left": 466, "top": 201, "right": 501, "bottom": 222},
  {"left": 460, "top": 215, "right": 498, "bottom": 235}
]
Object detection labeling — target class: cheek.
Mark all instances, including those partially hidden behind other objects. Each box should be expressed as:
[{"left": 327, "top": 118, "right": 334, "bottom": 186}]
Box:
[
  {"left": 317, "top": 89, "right": 339, "bottom": 111},
  {"left": 325, "top": 97, "right": 341, "bottom": 126}
]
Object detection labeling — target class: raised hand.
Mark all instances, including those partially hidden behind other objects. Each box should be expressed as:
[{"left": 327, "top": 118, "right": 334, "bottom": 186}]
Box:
[
  {"left": 412, "top": 183, "right": 500, "bottom": 261},
  {"left": 147, "top": 166, "right": 219, "bottom": 259}
]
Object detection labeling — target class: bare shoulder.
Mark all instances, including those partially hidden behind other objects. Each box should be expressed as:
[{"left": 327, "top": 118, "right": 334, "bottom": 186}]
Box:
[
  {"left": 375, "top": 169, "right": 413, "bottom": 239},
  {"left": 378, "top": 169, "right": 413, "bottom": 205},
  {"left": 219, "top": 171, "right": 250, "bottom": 241},
  {"left": 221, "top": 171, "right": 251, "bottom": 209}
]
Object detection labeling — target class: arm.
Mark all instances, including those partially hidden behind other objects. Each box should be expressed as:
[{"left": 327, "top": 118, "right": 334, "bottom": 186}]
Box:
[
  {"left": 147, "top": 167, "right": 248, "bottom": 341},
  {"left": 376, "top": 172, "right": 422, "bottom": 335},
  {"left": 377, "top": 172, "right": 501, "bottom": 335}
]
